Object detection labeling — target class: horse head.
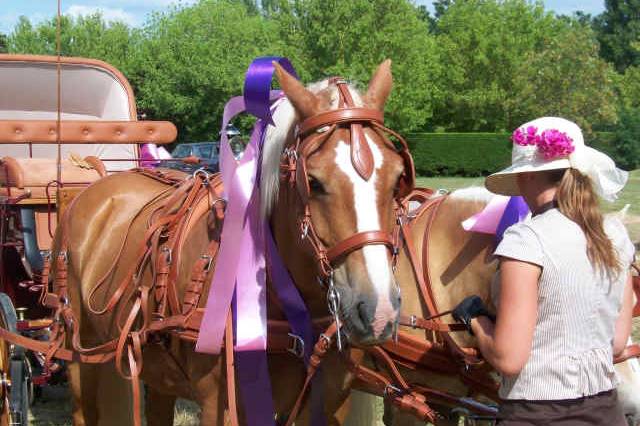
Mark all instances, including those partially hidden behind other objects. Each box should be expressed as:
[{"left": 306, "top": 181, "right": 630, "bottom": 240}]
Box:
[{"left": 261, "top": 60, "right": 414, "bottom": 346}]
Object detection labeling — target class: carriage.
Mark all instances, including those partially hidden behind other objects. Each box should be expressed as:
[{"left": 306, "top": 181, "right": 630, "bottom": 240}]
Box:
[{"left": 0, "top": 54, "right": 177, "bottom": 425}]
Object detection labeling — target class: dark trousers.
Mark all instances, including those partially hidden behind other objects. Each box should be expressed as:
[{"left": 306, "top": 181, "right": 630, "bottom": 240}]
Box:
[{"left": 497, "top": 390, "right": 627, "bottom": 426}]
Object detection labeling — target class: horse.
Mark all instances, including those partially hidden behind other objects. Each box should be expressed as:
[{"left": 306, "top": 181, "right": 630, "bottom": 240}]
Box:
[
  {"left": 52, "top": 60, "right": 413, "bottom": 425},
  {"left": 350, "top": 186, "right": 640, "bottom": 425}
]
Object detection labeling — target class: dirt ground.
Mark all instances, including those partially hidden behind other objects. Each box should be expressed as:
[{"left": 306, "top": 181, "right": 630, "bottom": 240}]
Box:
[{"left": 29, "top": 387, "right": 200, "bottom": 425}]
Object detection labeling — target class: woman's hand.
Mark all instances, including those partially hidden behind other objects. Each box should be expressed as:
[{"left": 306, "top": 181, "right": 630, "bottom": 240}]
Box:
[
  {"left": 470, "top": 258, "right": 540, "bottom": 377},
  {"left": 452, "top": 295, "right": 494, "bottom": 335}
]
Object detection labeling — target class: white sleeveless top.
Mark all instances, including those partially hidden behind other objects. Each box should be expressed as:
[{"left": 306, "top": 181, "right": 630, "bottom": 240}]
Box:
[{"left": 492, "top": 208, "right": 634, "bottom": 400}]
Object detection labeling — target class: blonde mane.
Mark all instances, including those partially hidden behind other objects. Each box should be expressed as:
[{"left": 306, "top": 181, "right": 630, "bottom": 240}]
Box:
[{"left": 259, "top": 79, "right": 364, "bottom": 218}]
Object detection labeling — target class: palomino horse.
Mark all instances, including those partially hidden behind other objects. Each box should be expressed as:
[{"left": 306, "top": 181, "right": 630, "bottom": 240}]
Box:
[
  {"left": 354, "top": 187, "right": 640, "bottom": 425},
  {"left": 54, "top": 60, "right": 412, "bottom": 425}
]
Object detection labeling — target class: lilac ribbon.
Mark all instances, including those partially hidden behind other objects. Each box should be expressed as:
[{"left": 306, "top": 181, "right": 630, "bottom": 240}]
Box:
[
  {"left": 196, "top": 57, "right": 312, "bottom": 426},
  {"left": 139, "top": 143, "right": 171, "bottom": 167},
  {"left": 462, "top": 195, "right": 529, "bottom": 242}
]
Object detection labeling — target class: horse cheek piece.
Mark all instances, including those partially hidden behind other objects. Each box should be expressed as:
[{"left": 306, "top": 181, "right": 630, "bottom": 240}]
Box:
[{"left": 281, "top": 77, "right": 415, "bottom": 348}]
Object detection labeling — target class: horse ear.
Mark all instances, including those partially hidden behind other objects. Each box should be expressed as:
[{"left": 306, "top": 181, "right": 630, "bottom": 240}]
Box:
[
  {"left": 366, "top": 59, "right": 393, "bottom": 111},
  {"left": 273, "top": 62, "right": 320, "bottom": 119}
]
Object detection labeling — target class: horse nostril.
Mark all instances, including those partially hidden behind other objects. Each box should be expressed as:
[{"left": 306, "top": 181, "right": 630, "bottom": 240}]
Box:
[{"left": 357, "top": 301, "right": 375, "bottom": 330}]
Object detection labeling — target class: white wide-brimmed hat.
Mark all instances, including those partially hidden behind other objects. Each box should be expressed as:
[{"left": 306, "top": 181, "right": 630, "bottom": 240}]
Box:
[{"left": 485, "top": 117, "right": 628, "bottom": 201}]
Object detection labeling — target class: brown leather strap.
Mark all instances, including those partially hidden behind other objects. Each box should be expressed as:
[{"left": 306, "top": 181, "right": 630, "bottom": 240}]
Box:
[
  {"left": 399, "top": 315, "right": 468, "bottom": 333},
  {"left": 326, "top": 230, "right": 394, "bottom": 264},
  {"left": 284, "top": 323, "right": 337, "bottom": 426},
  {"left": 298, "top": 108, "right": 383, "bottom": 136}
]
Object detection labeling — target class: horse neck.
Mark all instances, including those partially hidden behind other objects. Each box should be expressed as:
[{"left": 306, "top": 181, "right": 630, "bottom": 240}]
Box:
[{"left": 398, "top": 196, "right": 497, "bottom": 346}]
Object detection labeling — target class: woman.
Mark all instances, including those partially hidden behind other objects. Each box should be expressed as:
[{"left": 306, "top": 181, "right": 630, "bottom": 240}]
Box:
[{"left": 453, "top": 117, "right": 636, "bottom": 425}]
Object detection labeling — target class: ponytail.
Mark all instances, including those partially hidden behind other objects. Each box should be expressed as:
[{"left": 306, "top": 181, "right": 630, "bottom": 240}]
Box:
[{"left": 555, "top": 168, "right": 621, "bottom": 275}]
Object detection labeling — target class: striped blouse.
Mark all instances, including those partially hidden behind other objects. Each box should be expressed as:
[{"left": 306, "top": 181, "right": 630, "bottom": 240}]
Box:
[{"left": 492, "top": 208, "right": 634, "bottom": 400}]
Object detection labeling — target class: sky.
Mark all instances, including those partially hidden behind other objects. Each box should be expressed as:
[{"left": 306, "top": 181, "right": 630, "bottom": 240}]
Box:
[{"left": 0, "top": 0, "right": 606, "bottom": 35}]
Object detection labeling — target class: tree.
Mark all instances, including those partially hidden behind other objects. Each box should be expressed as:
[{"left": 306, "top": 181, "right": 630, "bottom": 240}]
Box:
[
  {"left": 0, "top": 33, "right": 6, "bottom": 53},
  {"left": 594, "top": 0, "right": 640, "bottom": 72},
  {"left": 612, "top": 106, "right": 640, "bottom": 170},
  {"left": 433, "top": 0, "right": 570, "bottom": 131},
  {"left": 7, "top": 14, "right": 139, "bottom": 76},
  {"left": 508, "top": 24, "right": 618, "bottom": 133},
  {"left": 134, "top": 0, "right": 280, "bottom": 141},
  {"left": 271, "top": 0, "right": 443, "bottom": 132},
  {"left": 615, "top": 65, "right": 640, "bottom": 109}
]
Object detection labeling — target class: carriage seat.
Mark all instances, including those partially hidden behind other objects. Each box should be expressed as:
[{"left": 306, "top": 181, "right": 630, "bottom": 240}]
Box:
[{"left": 0, "top": 156, "right": 106, "bottom": 202}]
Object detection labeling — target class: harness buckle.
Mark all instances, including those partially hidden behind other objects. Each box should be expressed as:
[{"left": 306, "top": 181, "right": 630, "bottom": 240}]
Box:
[
  {"left": 410, "top": 315, "right": 417, "bottom": 329},
  {"left": 383, "top": 383, "right": 403, "bottom": 397},
  {"left": 287, "top": 333, "right": 305, "bottom": 359},
  {"left": 201, "top": 255, "right": 213, "bottom": 271},
  {"left": 58, "top": 251, "right": 68, "bottom": 264},
  {"left": 192, "top": 167, "right": 211, "bottom": 182},
  {"left": 161, "top": 247, "right": 172, "bottom": 265},
  {"left": 301, "top": 221, "right": 309, "bottom": 240}
]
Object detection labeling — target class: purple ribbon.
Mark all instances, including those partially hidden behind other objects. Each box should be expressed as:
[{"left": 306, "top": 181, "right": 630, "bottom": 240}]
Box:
[
  {"left": 495, "top": 196, "right": 529, "bottom": 242},
  {"left": 462, "top": 195, "right": 529, "bottom": 243},
  {"left": 139, "top": 143, "right": 171, "bottom": 167},
  {"left": 244, "top": 57, "right": 298, "bottom": 125},
  {"left": 197, "top": 57, "right": 321, "bottom": 426}
]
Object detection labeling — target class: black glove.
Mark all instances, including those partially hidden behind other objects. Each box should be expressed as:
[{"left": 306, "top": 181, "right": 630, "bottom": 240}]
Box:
[{"left": 452, "top": 295, "right": 494, "bottom": 335}]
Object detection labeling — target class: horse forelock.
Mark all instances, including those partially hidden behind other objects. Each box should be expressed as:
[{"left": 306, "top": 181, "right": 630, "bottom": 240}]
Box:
[{"left": 259, "top": 79, "right": 365, "bottom": 219}]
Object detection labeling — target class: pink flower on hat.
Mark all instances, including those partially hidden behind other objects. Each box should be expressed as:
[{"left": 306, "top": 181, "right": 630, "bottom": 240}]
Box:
[
  {"left": 512, "top": 126, "right": 540, "bottom": 146},
  {"left": 511, "top": 125, "right": 574, "bottom": 160},
  {"left": 538, "top": 129, "right": 575, "bottom": 159}
]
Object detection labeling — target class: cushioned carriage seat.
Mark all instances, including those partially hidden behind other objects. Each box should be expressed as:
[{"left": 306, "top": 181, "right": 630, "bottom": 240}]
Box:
[{"left": 0, "top": 155, "right": 106, "bottom": 201}]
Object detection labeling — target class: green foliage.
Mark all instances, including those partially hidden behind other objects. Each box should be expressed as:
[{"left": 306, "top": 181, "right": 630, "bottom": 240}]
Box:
[
  {"left": 134, "top": 1, "right": 280, "bottom": 140},
  {"left": 408, "top": 132, "right": 623, "bottom": 176},
  {"left": 433, "top": 0, "right": 569, "bottom": 132},
  {"left": 7, "top": 14, "right": 140, "bottom": 77},
  {"left": 595, "top": 0, "right": 640, "bottom": 72},
  {"left": 615, "top": 66, "right": 640, "bottom": 110},
  {"left": 270, "top": 0, "right": 442, "bottom": 133},
  {"left": 0, "top": 33, "right": 7, "bottom": 53},
  {"left": 407, "top": 133, "right": 512, "bottom": 176},
  {"left": 1, "top": 0, "right": 635, "bottom": 150},
  {"left": 508, "top": 23, "right": 618, "bottom": 132},
  {"left": 612, "top": 108, "right": 640, "bottom": 170}
]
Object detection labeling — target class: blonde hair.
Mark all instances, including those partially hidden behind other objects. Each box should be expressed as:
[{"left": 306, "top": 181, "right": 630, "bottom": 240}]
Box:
[{"left": 552, "top": 168, "right": 621, "bottom": 275}]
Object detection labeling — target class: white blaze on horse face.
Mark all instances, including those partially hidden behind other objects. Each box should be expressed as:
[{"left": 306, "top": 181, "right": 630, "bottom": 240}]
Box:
[{"left": 334, "top": 138, "right": 396, "bottom": 338}]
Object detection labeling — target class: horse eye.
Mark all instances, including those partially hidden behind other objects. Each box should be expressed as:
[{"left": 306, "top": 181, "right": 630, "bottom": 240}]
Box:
[
  {"left": 308, "top": 176, "right": 326, "bottom": 194},
  {"left": 393, "top": 175, "right": 402, "bottom": 196}
]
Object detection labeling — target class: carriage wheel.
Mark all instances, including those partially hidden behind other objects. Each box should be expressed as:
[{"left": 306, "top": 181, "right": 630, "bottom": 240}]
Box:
[{"left": 0, "top": 293, "right": 29, "bottom": 426}]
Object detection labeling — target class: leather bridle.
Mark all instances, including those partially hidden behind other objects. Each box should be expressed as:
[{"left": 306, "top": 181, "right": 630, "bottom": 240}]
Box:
[{"left": 279, "top": 78, "right": 415, "bottom": 347}]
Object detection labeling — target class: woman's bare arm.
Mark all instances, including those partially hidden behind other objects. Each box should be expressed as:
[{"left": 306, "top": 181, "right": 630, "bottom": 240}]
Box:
[
  {"left": 470, "top": 258, "right": 540, "bottom": 376},
  {"left": 613, "top": 273, "right": 634, "bottom": 357}
]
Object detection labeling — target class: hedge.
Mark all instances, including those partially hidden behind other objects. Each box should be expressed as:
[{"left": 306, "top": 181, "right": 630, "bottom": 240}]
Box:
[{"left": 407, "top": 132, "right": 619, "bottom": 176}]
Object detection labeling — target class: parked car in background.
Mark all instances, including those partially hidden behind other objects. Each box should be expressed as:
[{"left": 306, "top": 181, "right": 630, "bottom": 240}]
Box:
[{"left": 167, "top": 141, "right": 220, "bottom": 173}]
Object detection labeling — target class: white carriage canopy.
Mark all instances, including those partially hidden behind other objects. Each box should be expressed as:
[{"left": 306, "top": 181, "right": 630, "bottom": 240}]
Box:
[{"left": 0, "top": 55, "right": 151, "bottom": 171}]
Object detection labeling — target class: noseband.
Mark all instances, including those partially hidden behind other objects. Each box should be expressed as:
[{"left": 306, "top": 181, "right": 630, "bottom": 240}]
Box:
[{"left": 280, "top": 78, "right": 415, "bottom": 283}]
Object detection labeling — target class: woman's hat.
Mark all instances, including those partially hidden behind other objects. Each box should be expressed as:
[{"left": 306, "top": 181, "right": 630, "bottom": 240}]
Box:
[{"left": 485, "top": 117, "right": 628, "bottom": 201}]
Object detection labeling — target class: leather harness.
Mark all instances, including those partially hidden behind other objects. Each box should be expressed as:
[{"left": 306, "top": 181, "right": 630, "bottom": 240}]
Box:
[
  {"left": 1, "top": 77, "right": 639, "bottom": 423},
  {"left": 0, "top": 78, "right": 420, "bottom": 425}
]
